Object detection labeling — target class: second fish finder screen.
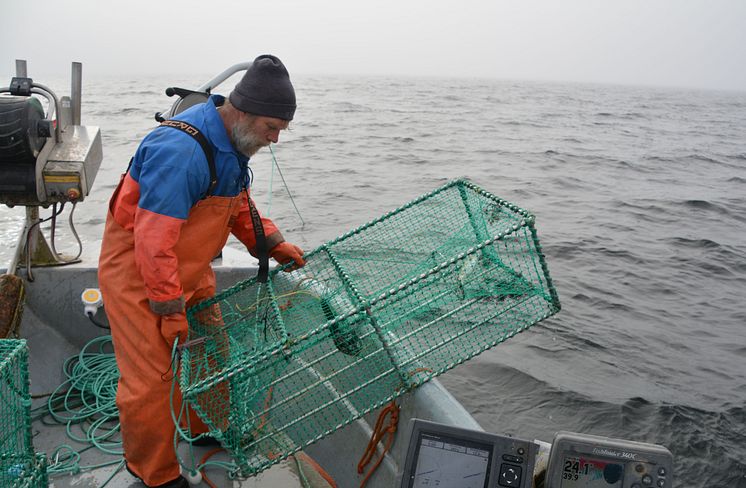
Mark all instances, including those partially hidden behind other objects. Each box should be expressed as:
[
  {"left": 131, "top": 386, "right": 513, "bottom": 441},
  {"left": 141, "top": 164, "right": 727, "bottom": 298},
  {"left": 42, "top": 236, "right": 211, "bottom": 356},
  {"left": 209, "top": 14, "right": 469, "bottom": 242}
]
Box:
[{"left": 410, "top": 432, "right": 492, "bottom": 488}]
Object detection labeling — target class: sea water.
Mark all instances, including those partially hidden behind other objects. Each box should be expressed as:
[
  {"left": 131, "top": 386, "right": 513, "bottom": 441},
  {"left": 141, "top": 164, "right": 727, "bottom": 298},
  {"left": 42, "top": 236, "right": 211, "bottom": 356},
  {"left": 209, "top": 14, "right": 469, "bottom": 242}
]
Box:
[{"left": 0, "top": 72, "right": 744, "bottom": 487}]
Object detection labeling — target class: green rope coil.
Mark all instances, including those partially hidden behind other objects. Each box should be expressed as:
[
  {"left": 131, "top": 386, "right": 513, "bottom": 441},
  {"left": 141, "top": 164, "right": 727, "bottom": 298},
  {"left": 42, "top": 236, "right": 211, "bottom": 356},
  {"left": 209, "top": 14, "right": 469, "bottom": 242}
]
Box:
[
  {"left": 31, "top": 336, "right": 122, "bottom": 477},
  {"left": 31, "top": 335, "right": 240, "bottom": 485}
]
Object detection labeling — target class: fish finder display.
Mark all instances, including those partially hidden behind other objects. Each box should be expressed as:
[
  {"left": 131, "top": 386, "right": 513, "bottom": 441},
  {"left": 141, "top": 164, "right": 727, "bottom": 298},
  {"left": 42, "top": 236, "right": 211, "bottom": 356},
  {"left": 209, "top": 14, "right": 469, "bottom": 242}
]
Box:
[
  {"left": 560, "top": 456, "right": 624, "bottom": 487},
  {"left": 410, "top": 432, "right": 492, "bottom": 488}
]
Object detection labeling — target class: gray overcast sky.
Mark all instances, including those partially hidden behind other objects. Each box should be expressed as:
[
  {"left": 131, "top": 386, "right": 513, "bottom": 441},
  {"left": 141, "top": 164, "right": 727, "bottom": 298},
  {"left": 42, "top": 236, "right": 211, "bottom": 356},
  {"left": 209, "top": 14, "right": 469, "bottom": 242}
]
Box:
[{"left": 2, "top": 0, "right": 745, "bottom": 91}]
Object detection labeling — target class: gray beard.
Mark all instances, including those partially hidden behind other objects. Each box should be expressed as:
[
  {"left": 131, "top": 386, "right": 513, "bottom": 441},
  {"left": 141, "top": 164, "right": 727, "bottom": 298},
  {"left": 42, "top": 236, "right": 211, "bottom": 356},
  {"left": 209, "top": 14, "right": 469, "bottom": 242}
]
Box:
[{"left": 231, "top": 124, "right": 264, "bottom": 157}]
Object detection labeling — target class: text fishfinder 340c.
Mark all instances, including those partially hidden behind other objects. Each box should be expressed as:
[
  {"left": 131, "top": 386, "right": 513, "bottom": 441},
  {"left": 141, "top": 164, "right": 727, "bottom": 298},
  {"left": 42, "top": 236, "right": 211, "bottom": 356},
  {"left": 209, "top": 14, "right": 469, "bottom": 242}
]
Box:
[{"left": 545, "top": 431, "right": 673, "bottom": 488}]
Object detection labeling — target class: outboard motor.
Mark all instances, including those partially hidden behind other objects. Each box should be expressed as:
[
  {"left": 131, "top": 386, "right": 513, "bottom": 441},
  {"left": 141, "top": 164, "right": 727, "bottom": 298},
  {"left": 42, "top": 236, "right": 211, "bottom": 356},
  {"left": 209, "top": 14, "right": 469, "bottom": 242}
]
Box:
[
  {"left": 0, "top": 59, "right": 103, "bottom": 272},
  {"left": 0, "top": 60, "right": 102, "bottom": 207}
]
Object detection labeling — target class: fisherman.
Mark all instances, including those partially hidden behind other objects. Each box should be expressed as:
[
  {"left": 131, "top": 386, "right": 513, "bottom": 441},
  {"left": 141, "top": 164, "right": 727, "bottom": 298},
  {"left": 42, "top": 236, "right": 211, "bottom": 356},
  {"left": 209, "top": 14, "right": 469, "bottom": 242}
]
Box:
[{"left": 98, "top": 55, "right": 305, "bottom": 488}]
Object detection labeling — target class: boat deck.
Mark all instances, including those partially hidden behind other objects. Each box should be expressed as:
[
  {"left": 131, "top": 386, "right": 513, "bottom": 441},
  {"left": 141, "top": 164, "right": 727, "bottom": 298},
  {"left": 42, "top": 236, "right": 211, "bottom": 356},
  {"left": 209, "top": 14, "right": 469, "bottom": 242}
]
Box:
[{"left": 14, "top": 251, "right": 481, "bottom": 487}]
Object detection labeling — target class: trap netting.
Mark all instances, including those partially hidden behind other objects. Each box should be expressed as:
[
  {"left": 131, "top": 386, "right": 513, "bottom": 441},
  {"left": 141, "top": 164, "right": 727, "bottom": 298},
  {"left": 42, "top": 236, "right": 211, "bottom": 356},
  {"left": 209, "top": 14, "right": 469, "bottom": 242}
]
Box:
[
  {"left": 181, "top": 178, "right": 560, "bottom": 476},
  {"left": 0, "top": 340, "right": 47, "bottom": 487},
  {"left": 1, "top": 454, "right": 48, "bottom": 488}
]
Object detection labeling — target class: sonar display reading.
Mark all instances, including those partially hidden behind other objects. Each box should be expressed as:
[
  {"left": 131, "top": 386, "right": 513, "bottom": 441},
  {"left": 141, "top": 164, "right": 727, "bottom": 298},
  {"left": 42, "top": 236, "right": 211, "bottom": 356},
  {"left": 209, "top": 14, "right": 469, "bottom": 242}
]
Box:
[{"left": 412, "top": 434, "right": 491, "bottom": 488}]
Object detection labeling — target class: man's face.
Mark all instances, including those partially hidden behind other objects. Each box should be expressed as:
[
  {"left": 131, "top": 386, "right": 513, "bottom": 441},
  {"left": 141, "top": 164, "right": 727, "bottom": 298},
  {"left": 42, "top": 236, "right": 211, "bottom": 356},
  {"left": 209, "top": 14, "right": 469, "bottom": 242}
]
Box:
[{"left": 232, "top": 113, "right": 290, "bottom": 157}]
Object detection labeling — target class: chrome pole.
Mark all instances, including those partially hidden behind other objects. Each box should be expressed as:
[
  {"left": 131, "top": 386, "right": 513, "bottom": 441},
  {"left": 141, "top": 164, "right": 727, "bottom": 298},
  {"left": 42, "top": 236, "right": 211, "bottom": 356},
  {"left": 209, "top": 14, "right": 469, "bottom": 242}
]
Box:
[
  {"left": 15, "top": 59, "right": 27, "bottom": 77},
  {"left": 71, "top": 62, "right": 82, "bottom": 125}
]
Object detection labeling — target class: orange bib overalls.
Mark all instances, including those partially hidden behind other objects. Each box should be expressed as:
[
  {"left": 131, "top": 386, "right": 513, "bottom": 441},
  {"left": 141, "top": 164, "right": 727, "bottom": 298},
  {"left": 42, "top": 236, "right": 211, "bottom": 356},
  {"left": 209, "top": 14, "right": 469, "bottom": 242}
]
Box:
[{"left": 99, "top": 176, "right": 241, "bottom": 485}]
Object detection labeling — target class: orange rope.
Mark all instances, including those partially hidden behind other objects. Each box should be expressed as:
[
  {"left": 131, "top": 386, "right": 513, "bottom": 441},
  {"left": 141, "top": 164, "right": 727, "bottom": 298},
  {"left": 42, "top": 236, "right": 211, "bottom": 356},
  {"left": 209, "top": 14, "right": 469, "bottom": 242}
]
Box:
[
  {"left": 295, "top": 451, "right": 339, "bottom": 488},
  {"left": 198, "top": 447, "right": 340, "bottom": 488},
  {"left": 199, "top": 447, "right": 225, "bottom": 488},
  {"left": 357, "top": 401, "right": 400, "bottom": 488}
]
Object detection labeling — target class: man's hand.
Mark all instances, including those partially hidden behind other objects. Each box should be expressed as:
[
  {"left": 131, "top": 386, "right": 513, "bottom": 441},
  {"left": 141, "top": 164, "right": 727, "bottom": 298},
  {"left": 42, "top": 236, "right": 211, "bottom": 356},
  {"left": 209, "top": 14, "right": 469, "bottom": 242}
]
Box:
[
  {"left": 160, "top": 311, "right": 188, "bottom": 346},
  {"left": 270, "top": 241, "right": 306, "bottom": 271}
]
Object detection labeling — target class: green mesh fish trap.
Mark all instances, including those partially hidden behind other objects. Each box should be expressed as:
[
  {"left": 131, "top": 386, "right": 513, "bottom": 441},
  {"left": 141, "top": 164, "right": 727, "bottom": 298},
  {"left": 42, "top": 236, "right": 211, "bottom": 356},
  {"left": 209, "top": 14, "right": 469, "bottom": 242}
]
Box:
[
  {"left": 0, "top": 340, "right": 45, "bottom": 487},
  {"left": 182, "top": 178, "right": 560, "bottom": 476}
]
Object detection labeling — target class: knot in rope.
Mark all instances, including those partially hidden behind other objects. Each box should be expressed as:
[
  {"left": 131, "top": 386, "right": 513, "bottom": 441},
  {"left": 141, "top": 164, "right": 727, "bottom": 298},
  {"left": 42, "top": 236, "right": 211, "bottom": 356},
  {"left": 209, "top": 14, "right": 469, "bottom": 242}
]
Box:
[{"left": 357, "top": 401, "right": 399, "bottom": 488}]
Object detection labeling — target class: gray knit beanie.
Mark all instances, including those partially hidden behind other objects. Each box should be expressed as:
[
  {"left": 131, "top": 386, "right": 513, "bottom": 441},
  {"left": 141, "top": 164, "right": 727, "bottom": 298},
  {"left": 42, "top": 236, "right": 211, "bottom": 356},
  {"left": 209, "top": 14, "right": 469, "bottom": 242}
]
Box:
[{"left": 229, "top": 55, "right": 296, "bottom": 121}]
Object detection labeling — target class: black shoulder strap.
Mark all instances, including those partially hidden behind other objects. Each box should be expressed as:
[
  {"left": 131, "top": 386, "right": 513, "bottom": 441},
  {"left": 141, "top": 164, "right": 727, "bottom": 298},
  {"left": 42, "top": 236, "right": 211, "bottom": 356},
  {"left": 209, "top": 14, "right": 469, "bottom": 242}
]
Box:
[
  {"left": 157, "top": 120, "right": 269, "bottom": 283},
  {"left": 158, "top": 120, "right": 218, "bottom": 197},
  {"left": 245, "top": 189, "right": 269, "bottom": 283}
]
